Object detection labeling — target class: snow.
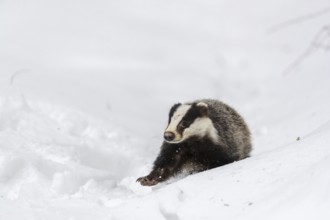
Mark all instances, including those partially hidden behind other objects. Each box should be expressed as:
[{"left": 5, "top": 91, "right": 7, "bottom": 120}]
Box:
[{"left": 1, "top": 0, "right": 330, "bottom": 219}]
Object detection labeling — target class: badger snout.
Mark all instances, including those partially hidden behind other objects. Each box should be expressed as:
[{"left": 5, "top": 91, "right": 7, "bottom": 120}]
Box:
[{"left": 164, "top": 131, "right": 175, "bottom": 142}]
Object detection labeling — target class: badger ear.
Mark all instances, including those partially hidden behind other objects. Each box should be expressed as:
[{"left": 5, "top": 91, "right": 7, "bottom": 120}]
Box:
[
  {"left": 196, "top": 102, "right": 208, "bottom": 116},
  {"left": 170, "top": 103, "right": 182, "bottom": 112}
]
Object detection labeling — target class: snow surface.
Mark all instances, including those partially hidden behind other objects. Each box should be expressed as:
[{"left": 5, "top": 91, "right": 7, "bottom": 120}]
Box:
[{"left": 1, "top": 0, "right": 330, "bottom": 219}]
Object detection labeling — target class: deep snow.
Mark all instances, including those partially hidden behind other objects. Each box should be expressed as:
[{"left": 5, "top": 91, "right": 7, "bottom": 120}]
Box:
[{"left": 1, "top": 0, "right": 330, "bottom": 219}]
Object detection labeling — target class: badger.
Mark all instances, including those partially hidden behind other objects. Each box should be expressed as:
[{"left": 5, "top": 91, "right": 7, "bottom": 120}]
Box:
[{"left": 137, "top": 99, "right": 252, "bottom": 186}]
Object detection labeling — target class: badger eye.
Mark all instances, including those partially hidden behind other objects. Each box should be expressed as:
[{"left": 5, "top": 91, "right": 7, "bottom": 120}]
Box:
[{"left": 180, "top": 121, "right": 188, "bottom": 128}]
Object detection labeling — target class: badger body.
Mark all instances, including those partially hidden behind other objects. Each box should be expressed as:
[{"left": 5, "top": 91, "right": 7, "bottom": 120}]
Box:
[{"left": 137, "top": 99, "right": 252, "bottom": 186}]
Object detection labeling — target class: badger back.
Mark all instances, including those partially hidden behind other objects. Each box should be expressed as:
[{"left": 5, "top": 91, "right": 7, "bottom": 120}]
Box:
[{"left": 199, "top": 99, "right": 252, "bottom": 159}]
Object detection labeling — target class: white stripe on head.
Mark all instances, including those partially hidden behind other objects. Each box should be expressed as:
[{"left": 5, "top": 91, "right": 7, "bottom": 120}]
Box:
[{"left": 165, "top": 104, "right": 191, "bottom": 137}]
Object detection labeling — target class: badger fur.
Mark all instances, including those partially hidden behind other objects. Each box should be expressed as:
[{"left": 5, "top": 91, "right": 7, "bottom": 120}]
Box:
[{"left": 137, "top": 99, "right": 252, "bottom": 186}]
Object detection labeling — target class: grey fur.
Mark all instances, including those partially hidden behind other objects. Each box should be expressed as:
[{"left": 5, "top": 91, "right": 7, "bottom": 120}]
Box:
[
  {"left": 137, "top": 99, "right": 252, "bottom": 186},
  {"left": 189, "top": 99, "right": 252, "bottom": 160}
]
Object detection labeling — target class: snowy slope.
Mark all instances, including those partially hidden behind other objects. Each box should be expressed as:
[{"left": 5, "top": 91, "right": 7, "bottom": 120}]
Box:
[{"left": 1, "top": 0, "right": 330, "bottom": 219}]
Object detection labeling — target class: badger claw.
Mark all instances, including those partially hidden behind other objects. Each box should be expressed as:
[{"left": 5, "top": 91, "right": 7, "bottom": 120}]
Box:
[{"left": 136, "top": 176, "right": 159, "bottom": 186}]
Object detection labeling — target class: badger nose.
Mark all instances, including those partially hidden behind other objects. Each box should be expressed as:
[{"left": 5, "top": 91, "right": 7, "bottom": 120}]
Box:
[{"left": 164, "top": 132, "right": 175, "bottom": 141}]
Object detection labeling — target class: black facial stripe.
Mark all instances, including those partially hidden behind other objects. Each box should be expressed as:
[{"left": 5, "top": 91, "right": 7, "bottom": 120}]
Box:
[
  {"left": 177, "top": 103, "right": 201, "bottom": 134},
  {"left": 168, "top": 103, "right": 181, "bottom": 124},
  {"left": 183, "top": 103, "right": 201, "bottom": 123}
]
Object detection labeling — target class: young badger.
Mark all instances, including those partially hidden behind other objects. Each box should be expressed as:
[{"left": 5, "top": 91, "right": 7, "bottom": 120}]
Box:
[{"left": 137, "top": 99, "right": 252, "bottom": 186}]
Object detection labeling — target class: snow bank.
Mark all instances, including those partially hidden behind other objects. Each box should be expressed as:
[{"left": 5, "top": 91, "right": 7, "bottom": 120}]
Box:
[
  {"left": 111, "top": 133, "right": 330, "bottom": 220},
  {"left": 0, "top": 96, "right": 145, "bottom": 201}
]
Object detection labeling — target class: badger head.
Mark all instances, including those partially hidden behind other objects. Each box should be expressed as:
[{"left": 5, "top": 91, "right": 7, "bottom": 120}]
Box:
[{"left": 164, "top": 102, "right": 219, "bottom": 144}]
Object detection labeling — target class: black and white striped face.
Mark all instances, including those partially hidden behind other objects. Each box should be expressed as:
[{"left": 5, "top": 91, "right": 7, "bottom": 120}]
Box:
[{"left": 164, "top": 102, "right": 219, "bottom": 144}]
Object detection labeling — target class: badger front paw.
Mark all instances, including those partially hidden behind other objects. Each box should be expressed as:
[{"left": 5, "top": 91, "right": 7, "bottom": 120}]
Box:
[{"left": 136, "top": 175, "right": 159, "bottom": 186}]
